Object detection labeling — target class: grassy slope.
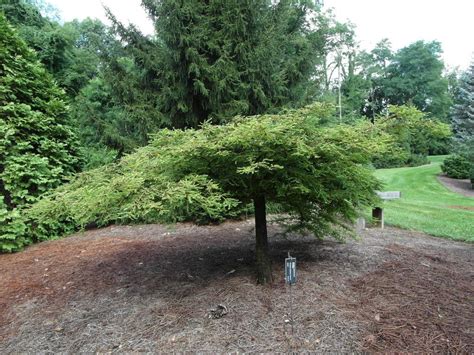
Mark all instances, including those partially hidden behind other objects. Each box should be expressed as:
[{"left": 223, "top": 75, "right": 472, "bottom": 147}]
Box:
[{"left": 373, "top": 156, "right": 474, "bottom": 242}]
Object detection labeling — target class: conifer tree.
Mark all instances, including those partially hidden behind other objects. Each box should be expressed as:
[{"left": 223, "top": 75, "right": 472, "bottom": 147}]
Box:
[
  {"left": 107, "top": 0, "right": 326, "bottom": 128},
  {"left": 0, "top": 14, "right": 81, "bottom": 211},
  {"left": 450, "top": 61, "right": 474, "bottom": 142}
]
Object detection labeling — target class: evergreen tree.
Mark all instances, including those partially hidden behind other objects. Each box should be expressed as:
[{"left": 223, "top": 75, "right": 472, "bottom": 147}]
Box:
[
  {"left": 450, "top": 61, "right": 474, "bottom": 142},
  {"left": 107, "top": 0, "right": 327, "bottom": 129},
  {"left": 59, "top": 18, "right": 116, "bottom": 96},
  {"left": 0, "top": 14, "right": 81, "bottom": 211}
]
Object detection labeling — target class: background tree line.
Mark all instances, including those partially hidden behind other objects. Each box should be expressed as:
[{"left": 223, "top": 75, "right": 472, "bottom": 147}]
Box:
[{"left": 3, "top": 0, "right": 467, "bottom": 164}]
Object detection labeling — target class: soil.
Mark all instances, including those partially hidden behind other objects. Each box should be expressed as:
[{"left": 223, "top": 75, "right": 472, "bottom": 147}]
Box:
[
  {"left": 0, "top": 221, "right": 473, "bottom": 353},
  {"left": 438, "top": 174, "right": 474, "bottom": 198}
]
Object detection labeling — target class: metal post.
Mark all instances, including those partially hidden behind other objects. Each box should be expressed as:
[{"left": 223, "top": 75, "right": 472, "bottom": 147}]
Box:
[
  {"left": 289, "top": 282, "right": 294, "bottom": 334},
  {"left": 287, "top": 252, "right": 294, "bottom": 334}
]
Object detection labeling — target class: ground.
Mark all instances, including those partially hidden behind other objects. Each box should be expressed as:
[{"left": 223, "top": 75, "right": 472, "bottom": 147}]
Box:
[
  {"left": 438, "top": 174, "right": 474, "bottom": 198},
  {"left": 374, "top": 156, "right": 474, "bottom": 241},
  {"left": 1, "top": 220, "right": 472, "bottom": 353}
]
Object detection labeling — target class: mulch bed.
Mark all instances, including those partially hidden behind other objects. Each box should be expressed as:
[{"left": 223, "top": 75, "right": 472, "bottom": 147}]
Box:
[
  {"left": 0, "top": 221, "right": 472, "bottom": 353},
  {"left": 348, "top": 244, "right": 473, "bottom": 353}
]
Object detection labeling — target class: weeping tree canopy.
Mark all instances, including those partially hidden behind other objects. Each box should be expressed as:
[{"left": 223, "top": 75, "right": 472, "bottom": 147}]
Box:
[{"left": 9, "top": 105, "right": 385, "bottom": 282}]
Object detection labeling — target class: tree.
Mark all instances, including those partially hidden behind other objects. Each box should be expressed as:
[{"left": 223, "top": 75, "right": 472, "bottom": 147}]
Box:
[
  {"left": 382, "top": 41, "right": 451, "bottom": 120},
  {"left": 450, "top": 61, "right": 474, "bottom": 142},
  {"left": 0, "top": 0, "right": 116, "bottom": 97},
  {"left": 70, "top": 53, "right": 165, "bottom": 163},
  {"left": 371, "top": 105, "right": 452, "bottom": 168},
  {"left": 18, "top": 105, "right": 383, "bottom": 282},
  {"left": 333, "top": 39, "right": 393, "bottom": 121},
  {"left": 449, "top": 60, "right": 474, "bottom": 187},
  {"left": 59, "top": 18, "right": 117, "bottom": 96},
  {"left": 360, "top": 39, "right": 393, "bottom": 120},
  {"left": 0, "top": 0, "right": 72, "bottom": 84},
  {"left": 106, "top": 0, "right": 332, "bottom": 129},
  {"left": 171, "top": 110, "right": 382, "bottom": 283},
  {"left": 0, "top": 14, "right": 81, "bottom": 250}
]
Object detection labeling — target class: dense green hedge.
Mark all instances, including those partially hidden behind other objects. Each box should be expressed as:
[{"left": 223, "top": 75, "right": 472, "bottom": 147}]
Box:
[
  {"left": 441, "top": 155, "right": 472, "bottom": 179},
  {"left": 0, "top": 15, "right": 81, "bottom": 251}
]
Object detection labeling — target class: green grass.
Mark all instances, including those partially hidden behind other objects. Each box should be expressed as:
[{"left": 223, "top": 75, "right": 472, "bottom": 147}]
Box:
[{"left": 373, "top": 155, "right": 474, "bottom": 242}]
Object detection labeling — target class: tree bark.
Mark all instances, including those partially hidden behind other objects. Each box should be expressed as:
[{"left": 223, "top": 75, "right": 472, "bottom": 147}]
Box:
[{"left": 253, "top": 194, "right": 273, "bottom": 284}]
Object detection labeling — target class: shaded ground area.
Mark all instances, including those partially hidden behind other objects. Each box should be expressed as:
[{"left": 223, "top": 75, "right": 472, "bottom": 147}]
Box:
[
  {"left": 1, "top": 221, "right": 473, "bottom": 353},
  {"left": 438, "top": 174, "right": 474, "bottom": 198}
]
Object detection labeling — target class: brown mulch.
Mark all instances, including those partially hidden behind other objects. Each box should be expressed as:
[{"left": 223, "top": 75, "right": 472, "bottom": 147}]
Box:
[
  {"left": 438, "top": 174, "right": 474, "bottom": 198},
  {"left": 0, "top": 221, "right": 473, "bottom": 353},
  {"left": 347, "top": 244, "right": 473, "bottom": 353}
]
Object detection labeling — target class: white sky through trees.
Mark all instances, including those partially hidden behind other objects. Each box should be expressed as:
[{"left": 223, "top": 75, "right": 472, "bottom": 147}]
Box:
[{"left": 48, "top": 0, "right": 473, "bottom": 70}]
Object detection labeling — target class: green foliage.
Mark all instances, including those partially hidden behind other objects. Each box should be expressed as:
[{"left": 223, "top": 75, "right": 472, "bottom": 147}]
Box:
[
  {"left": 58, "top": 18, "right": 116, "bottom": 96},
  {"left": 70, "top": 63, "right": 163, "bottom": 158},
  {"left": 106, "top": 0, "right": 333, "bottom": 129},
  {"left": 343, "top": 40, "right": 451, "bottom": 121},
  {"left": 381, "top": 41, "right": 451, "bottom": 120},
  {"left": 465, "top": 139, "right": 474, "bottom": 185},
  {"left": 371, "top": 105, "right": 452, "bottom": 168},
  {"left": 0, "top": 201, "right": 27, "bottom": 252},
  {"left": 79, "top": 145, "right": 118, "bottom": 171},
  {"left": 0, "top": 14, "right": 81, "bottom": 251},
  {"left": 1, "top": 0, "right": 71, "bottom": 84},
  {"left": 0, "top": 1, "right": 113, "bottom": 97},
  {"left": 441, "top": 155, "right": 472, "bottom": 179},
  {"left": 15, "top": 105, "right": 383, "bottom": 247},
  {"left": 450, "top": 61, "right": 474, "bottom": 143},
  {"left": 341, "top": 72, "right": 371, "bottom": 117}
]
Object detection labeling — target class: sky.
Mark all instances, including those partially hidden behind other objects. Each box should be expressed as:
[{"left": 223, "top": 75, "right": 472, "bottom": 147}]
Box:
[{"left": 48, "top": 0, "right": 474, "bottom": 70}]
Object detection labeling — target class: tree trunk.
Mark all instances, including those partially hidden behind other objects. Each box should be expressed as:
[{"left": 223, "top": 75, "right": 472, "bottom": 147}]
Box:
[{"left": 253, "top": 194, "right": 273, "bottom": 284}]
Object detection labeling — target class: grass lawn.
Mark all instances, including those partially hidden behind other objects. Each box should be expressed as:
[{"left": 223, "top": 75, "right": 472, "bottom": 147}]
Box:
[{"left": 373, "top": 155, "right": 474, "bottom": 242}]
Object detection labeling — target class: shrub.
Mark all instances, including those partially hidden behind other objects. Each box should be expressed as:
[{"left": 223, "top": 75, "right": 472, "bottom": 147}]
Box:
[
  {"left": 0, "top": 15, "right": 81, "bottom": 242},
  {"left": 373, "top": 105, "right": 452, "bottom": 168},
  {"left": 406, "top": 154, "right": 430, "bottom": 167},
  {"left": 79, "top": 145, "right": 118, "bottom": 170},
  {"left": 441, "top": 155, "right": 471, "bottom": 179},
  {"left": 0, "top": 201, "right": 28, "bottom": 252},
  {"left": 372, "top": 147, "right": 409, "bottom": 169},
  {"left": 0, "top": 15, "right": 83, "bottom": 251}
]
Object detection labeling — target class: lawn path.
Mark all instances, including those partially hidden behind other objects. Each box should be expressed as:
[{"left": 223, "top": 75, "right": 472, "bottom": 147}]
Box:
[{"left": 374, "top": 156, "right": 474, "bottom": 241}]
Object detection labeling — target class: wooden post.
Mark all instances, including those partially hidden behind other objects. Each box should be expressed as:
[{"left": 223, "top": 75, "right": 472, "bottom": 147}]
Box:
[{"left": 372, "top": 207, "right": 384, "bottom": 229}]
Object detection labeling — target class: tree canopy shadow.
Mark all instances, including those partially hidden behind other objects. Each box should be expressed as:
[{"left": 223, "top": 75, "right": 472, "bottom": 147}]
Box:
[{"left": 73, "top": 228, "right": 345, "bottom": 299}]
